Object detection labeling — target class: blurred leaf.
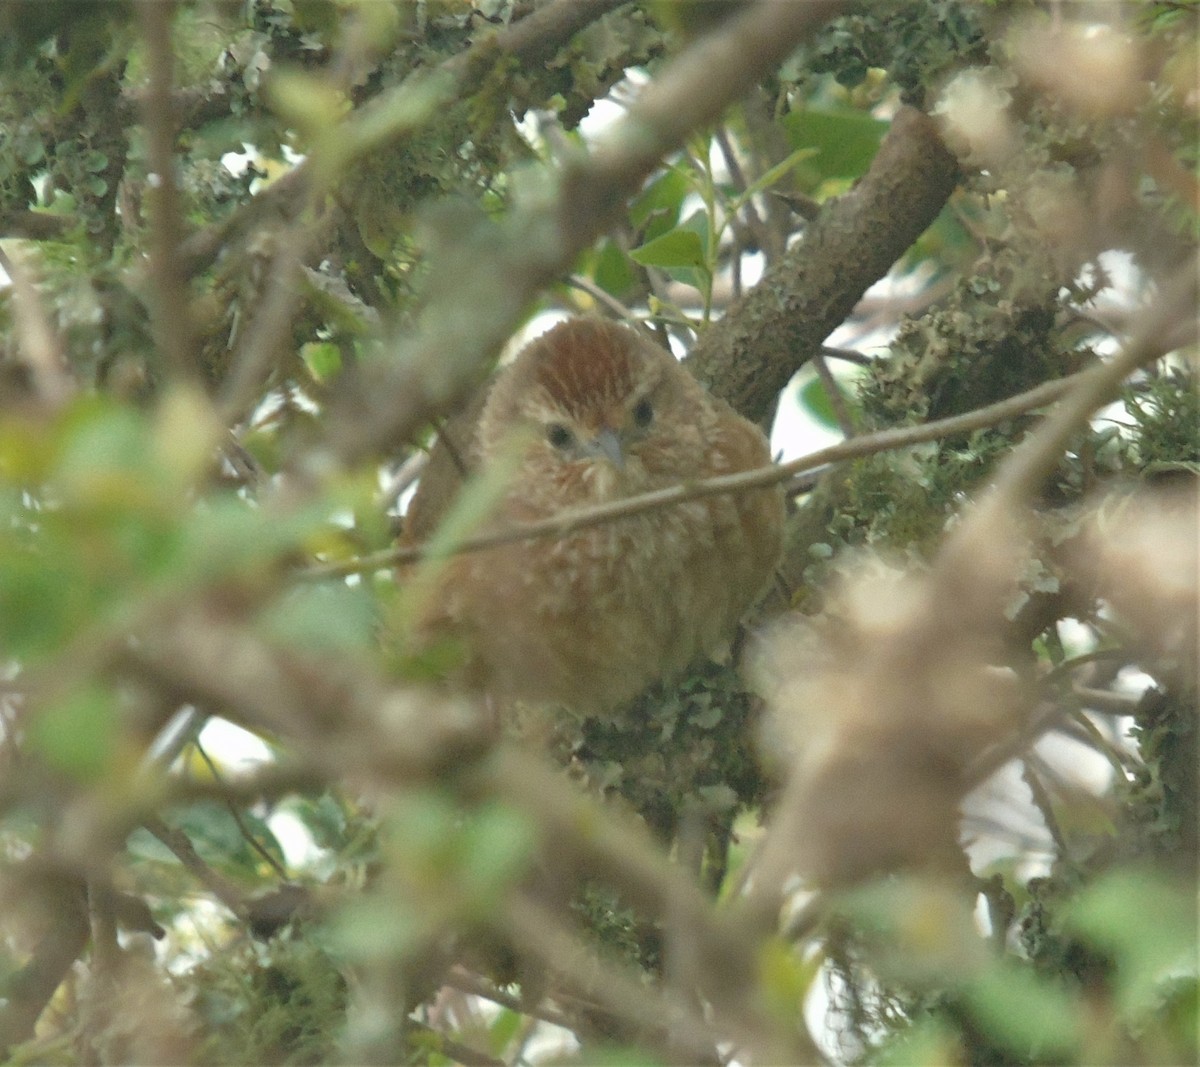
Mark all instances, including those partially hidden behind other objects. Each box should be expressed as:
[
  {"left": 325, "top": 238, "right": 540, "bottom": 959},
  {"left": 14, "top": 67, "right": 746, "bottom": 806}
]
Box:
[
  {"left": 152, "top": 386, "right": 223, "bottom": 488},
  {"left": 875, "top": 1019, "right": 964, "bottom": 1067},
  {"left": 842, "top": 877, "right": 988, "bottom": 986},
  {"left": 260, "top": 581, "right": 376, "bottom": 653},
  {"left": 458, "top": 804, "right": 536, "bottom": 908},
  {"left": 964, "top": 962, "right": 1083, "bottom": 1058},
  {"left": 27, "top": 685, "right": 118, "bottom": 781},
  {"left": 758, "top": 939, "right": 821, "bottom": 1026},
  {"left": 54, "top": 399, "right": 158, "bottom": 504},
  {"left": 1065, "top": 868, "right": 1198, "bottom": 1016},
  {"left": 126, "top": 826, "right": 182, "bottom": 865},
  {"left": 300, "top": 340, "right": 343, "bottom": 382},
  {"left": 329, "top": 893, "right": 426, "bottom": 963},
  {"left": 266, "top": 67, "right": 347, "bottom": 138},
  {"left": 571, "top": 1048, "right": 665, "bottom": 1067},
  {"left": 487, "top": 1008, "right": 523, "bottom": 1055},
  {"left": 0, "top": 416, "right": 54, "bottom": 482}
]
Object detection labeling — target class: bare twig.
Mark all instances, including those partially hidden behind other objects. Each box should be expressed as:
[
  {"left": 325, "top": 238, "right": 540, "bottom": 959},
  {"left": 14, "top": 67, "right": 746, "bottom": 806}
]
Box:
[
  {"left": 0, "top": 244, "right": 73, "bottom": 408},
  {"left": 1021, "top": 761, "right": 1068, "bottom": 856},
  {"left": 566, "top": 273, "right": 642, "bottom": 324},
  {"left": 444, "top": 966, "right": 574, "bottom": 1031},
  {"left": 217, "top": 221, "right": 328, "bottom": 424},
  {"left": 714, "top": 125, "right": 780, "bottom": 261},
  {"left": 193, "top": 739, "right": 290, "bottom": 880},
  {"left": 812, "top": 351, "right": 859, "bottom": 437},
  {"left": 819, "top": 344, "right": 873, "bottom": 367},
  {"left": 309, "top": 368, "right": 1084, "bottom": 579},
  {"left": 969, "top": 270, "right": 1198, "bottom": 521},
  {"left": 142, "top": 816, "right": 247, "bottom": 917}
]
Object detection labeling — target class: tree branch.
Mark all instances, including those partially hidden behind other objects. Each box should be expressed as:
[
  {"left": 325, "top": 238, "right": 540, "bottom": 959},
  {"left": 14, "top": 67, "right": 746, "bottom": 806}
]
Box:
[
  {"left": 686, "top": 105, "right": 961, "bottom": 423},
  {"left": 326, "top": 0, "right": 847, "bottom": 463},
  {"left": 178, "top": 0, "right": 630, "bottom": 280},
  {"left": 310, "top": 367, "right": 1084, "bottom": 579},
  {"left": 137, "top": 1, "right": 202, "bottom": 383}
]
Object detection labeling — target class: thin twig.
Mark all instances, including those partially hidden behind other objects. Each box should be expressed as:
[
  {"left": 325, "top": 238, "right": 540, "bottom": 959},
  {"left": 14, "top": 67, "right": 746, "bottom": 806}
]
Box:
[
  {"left": 194, "top": 739, "right": 290, "bottom": 880},
  {"left": 1021, "top": 761, "right": 1068, "bottom": 856},
  {"left": 566, "top": 273, "right": 642, "bottom": 325},
  {"left": 811, "top": 351, "right": 859, "bottom": 436},
  {"left": 179, "top": 0, "right": 629, "bottom": 280},
  {"left": 714, "top": 125, "right": 777, "bottom": 260},
  {"left": 308, "top": 368, "right": 1084, "bottom": 579},
  {"left": 142, "top": 815, "right": 247, "bottom": 917},
  {"left": 819, "top": 344, "right": 872, "bottom": 367},
  {"left": 971, "top": 271, "right": 1198, "bottom": 521},
  {"left": 166, "top": 762, "right": 327, "bottom": 808},
  {"left": 329, "top": 0, "right": 847, "bottom": 463},
  {"left": 444, "top": 967, "right": 574, "bottom": 1031}
]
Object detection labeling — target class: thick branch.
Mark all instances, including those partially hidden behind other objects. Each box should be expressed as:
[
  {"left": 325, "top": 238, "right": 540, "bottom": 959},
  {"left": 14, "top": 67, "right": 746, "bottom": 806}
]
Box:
[
  {"left": 178, "top": 0, "right": 629, "bottom": 280},
  {"left": 687, "top": 105, "right": 961, "bottom": 423},
  {"left": 0, "top": 879, "right": 89, "bottom": 1055},
  {"left": 138, "top": 1, "right": 202, "bottom": 383},
  {"left": 327, "top": 0, "right": 846, "bottom": 463}
]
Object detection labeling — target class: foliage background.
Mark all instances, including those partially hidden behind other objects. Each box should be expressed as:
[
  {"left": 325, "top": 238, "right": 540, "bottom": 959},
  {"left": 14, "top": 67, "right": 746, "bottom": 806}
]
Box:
[{"left": 0, "top": 1, "right": 1195, "bottom": 1064}]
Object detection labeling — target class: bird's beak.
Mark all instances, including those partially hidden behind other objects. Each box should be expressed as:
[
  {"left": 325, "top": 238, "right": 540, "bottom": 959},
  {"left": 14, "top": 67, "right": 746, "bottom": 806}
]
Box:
[{"left": 586, "top": 427, "right": 625, "bottom": 470}]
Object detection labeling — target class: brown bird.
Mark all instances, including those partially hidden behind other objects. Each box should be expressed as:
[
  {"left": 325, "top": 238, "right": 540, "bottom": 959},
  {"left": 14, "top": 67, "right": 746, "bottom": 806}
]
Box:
[{"left": 404, "top": 317, "right": 784, "bottom": 717}]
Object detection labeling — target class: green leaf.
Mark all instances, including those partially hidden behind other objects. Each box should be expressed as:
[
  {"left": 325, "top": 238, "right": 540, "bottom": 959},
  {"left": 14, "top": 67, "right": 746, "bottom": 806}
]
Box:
[
  {"left": 630, "top": 166, "right": 689, "bottom": 236},
  {"left": 799, "top": 376, "right": 842, "bottom": 431},
  {"left": 301, "top": 341, "right": 343, "bottom": 382},
  {"left": 629, "top": 226, "right": 706, "bottom": 270},
  {"left": 54, "top": 400, "right": 154, "bottom": 502},
  {"left": 487, "top": 1008, "right": 523, "bottom": 1055},
  {"left": 590, "top": 239, "right": 636, "bottom": 299},
  {"left": 730, "top": 145, "right": 819, "bottom": 211},
  {"left": 783, "top": 107, "right": 888, "bottom": 184},
  {"left": 266, "top": 67, "right": 347, "bottom": 137},
  {"left": 758, "top": 938, "right": 822, "bottom": 1026},
  {"left": 171, "top": 802, "right": 285, "bottom": 878}
]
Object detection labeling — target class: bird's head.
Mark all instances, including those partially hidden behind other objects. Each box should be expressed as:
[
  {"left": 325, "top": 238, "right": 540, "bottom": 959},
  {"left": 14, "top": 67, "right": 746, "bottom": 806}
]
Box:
[{"left": 479, "top": 319, "right": 708, "bottom": 506}]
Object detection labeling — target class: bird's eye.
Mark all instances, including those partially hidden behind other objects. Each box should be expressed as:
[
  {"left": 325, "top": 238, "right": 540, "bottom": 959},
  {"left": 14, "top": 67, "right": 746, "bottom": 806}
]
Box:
[
  {"left": 546, "top": 423, "right": 575, "bottom": 450},
  {"left": 631, "top": 398, "right": 654, "bottom": 428}
]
